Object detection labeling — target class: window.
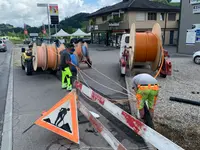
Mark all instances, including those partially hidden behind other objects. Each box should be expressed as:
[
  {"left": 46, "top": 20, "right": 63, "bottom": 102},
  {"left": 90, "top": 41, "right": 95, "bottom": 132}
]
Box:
[
  {"left": 136, "top": 12, "right": 146, "bottom": 21},
  {"left": 160, "top": 13, "right": 165, "bottom": 21},
  {"left": 168, "top": 13, "right": 176, "bottom": 21},
  {"left": 148, "top": 13, "right": 157, "bottom": 20},
  {"left": 120, "top": 13, "right": 124, "bottom": 21},
  {"left": 125, "top": 36, "right": 129, "bottom": 44},
  {"left": 102, "top": 15, "right": 107, "bottom": 21}
]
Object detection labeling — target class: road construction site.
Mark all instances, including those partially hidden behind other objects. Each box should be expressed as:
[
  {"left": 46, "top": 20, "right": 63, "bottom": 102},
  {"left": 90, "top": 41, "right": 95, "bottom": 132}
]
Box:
[{"left": 4, "top": 43, "right": 198, "bottom": 150}]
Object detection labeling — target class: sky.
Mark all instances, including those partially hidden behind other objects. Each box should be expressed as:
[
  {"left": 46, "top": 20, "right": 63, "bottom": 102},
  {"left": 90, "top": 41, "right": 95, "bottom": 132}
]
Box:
[{"left": 0, "top": 0, "right": 180, "bottom": 27}]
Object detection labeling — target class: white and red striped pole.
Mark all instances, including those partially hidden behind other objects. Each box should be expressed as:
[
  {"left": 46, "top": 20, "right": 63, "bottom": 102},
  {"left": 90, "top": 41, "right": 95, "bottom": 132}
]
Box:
[
  {"left": 77, "top": 100, "right": 127, "bottom": 150},
  {"left": 75, "top": 81, "right": 184, "bottom": 150}
]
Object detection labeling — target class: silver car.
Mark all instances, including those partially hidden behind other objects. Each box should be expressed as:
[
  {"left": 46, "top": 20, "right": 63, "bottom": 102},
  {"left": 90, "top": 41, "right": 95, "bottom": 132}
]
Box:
[{"left": 0, "top": 40, "right": 7, "bottom": 52}]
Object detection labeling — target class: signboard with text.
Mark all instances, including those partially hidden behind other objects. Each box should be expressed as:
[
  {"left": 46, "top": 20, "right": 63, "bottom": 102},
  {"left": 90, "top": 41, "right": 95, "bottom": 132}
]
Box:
[
  {"left": 190, "top": 0, "right": 200, "bottom": 5},
  {"left": 49, "top": 4, "right": 59, "bottom": 24},
  {"left": 193, "top": 4, "right": 200, "bottom": 14}
]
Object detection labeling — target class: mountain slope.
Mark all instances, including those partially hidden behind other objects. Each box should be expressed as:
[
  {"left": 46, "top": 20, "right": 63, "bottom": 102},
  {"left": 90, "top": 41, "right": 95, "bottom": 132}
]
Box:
[{"left": 0, "top": 12, "right": 90, "bottom": 36}]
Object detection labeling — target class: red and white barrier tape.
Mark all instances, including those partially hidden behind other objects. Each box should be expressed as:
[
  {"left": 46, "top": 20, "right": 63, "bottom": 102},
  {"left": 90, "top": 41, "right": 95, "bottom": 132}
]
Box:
[
  {"left": 77, "top": 100, "right": 127, "bottom": 150},
  {"left": 75, "top": 81, "right": 184, "bottom": 150}
]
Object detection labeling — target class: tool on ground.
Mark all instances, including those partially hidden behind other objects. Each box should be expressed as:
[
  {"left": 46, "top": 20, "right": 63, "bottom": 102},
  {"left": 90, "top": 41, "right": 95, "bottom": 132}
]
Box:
[{"left": 170, "top": 97, "right": 200, "bottom": 106}]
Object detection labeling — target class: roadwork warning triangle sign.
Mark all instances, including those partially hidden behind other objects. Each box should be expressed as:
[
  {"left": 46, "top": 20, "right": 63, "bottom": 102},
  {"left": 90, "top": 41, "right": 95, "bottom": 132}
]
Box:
[{"left": 35, "top": 90, "right": 79, "bottom": 144}]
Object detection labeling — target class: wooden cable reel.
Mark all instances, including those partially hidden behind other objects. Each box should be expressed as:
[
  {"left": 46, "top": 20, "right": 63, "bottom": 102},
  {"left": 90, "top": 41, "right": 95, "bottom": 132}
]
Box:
[
  {"left": 32, "top": 43, "right": 47, "bottom": 71},
  {"left": 57, "top": 44, "right": 66, "bottom": 66},
  {"left": 128, "top": 23, "right": 162, "bottom": 72}
]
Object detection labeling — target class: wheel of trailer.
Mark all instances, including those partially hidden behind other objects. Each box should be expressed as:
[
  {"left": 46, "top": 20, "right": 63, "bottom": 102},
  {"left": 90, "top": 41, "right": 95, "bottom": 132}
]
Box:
[
  {"left": 194, "top": 56, "right": 200, "bottom": 64},
  {"left": 21, "top": 56, "right": 25, "bottom": 70},
  {"left": 25, "top": 61, "right": 32, "bottom": 75},
  {"left": 160, "top": 72, "right": 166, "bottom": 78},
  {"left": 50, "top": 70, "right": 57, "bottom": 75}
]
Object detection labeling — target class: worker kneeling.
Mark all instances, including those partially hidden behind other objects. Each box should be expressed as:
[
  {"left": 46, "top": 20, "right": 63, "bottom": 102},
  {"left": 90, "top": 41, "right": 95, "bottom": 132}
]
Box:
[
  {"left": 60, "top": 44, "right": 79, "bottom": 91},
  {"left": 132, "top": 73, "right": 159, "bottom": 121}
]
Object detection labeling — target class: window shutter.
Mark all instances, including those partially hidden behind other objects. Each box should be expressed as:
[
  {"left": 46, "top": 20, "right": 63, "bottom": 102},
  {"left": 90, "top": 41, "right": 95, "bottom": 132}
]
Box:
[{"left": 136, "top": 12, "right": 145, "bottom": 21}]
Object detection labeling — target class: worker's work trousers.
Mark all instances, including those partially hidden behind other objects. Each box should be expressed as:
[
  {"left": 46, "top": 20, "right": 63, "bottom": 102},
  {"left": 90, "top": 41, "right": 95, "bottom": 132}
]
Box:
[
  {"left": 136, "top": 85, "right": 159, "bottom": 110},
  {"left": 61, "top": 67, "right": 72, "bottom": 89}
]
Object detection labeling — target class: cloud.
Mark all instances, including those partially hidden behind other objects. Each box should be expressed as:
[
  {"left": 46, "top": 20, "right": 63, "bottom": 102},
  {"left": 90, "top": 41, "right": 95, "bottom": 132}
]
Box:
[
  {"left": 0, "top": 0, "right": 180, "bottom": 27},
  {"left": 0, "top": 0, "right": 120, "bottom": 27}
]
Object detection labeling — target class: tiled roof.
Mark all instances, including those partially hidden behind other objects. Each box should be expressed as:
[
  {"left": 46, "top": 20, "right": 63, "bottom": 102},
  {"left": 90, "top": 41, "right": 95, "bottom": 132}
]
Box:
[{"left": 88, "top": 0, "right": 180, "bottom": 17}]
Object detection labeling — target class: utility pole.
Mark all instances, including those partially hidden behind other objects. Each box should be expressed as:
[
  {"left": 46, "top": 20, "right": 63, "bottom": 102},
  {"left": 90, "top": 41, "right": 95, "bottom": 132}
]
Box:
[
  {"left": 37, "top": 3, "right": 51, "bottom": 43},
  {"left": 47, "top": 4, "right": 51, "bottom": 40}
]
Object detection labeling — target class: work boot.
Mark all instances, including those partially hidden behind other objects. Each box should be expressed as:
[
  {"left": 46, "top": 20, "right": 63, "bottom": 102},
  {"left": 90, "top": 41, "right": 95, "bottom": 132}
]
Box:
[
  {"left": 62, "top": 83, "right": 67, "bottom": 89},
  {"left": 67, "top": 85, "right": 72, "bottom": 91}
]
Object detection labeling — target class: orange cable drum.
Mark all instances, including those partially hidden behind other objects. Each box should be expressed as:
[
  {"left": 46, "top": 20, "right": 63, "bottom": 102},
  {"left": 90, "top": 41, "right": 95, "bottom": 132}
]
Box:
[
  {"left": 32, "top": 43, "right": 47, "bottom": 71},
  {"left": 46, "top": 45, "right": 57, "bottom": 70},
  {"left": 129, "top": 23, "right": 162, "bottom": 72},
  {"left": 57, "top": 44, "right": 66, "bottom": 66},
  {"left": 134, "top": 32, "right": 158, "bottom": 62},
  {"left": 75, "top": 42, "right": 83, "bottom": 58}
]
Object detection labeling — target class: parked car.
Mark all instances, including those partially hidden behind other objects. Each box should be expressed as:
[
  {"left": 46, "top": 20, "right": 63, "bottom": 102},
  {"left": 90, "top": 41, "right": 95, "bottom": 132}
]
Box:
[
  {"left": 0, "top": 40, "right": 6, "bottom": 52},
  {"left": 193, "top": 51, "right": 200, "bottom": 64}
]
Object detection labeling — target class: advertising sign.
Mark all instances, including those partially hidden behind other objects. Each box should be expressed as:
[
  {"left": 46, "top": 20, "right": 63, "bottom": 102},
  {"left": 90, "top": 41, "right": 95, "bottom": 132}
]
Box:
[
  {"left": 196, "top": 29, "right": 200, "bottom": 42},
  {"left": 49, "top": 4, "right": 59, "bottom": 16},
  {"left": 190, "top": 0, "right": 200, "bottom": 5},
  {"left": 49, "top": 4, "right": 59, "bottom": 24},
  {"left": 186, "top": 29, "right": 196, "bottom": 45},
  {"left": 193, "top": 4, "right": 200, "bottom": 14}
]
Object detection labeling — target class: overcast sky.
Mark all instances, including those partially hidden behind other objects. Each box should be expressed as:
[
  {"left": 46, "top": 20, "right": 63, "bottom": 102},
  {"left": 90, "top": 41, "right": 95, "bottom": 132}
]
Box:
[{"left": 0, "top": 0, "right": 180, "bottom": 27}]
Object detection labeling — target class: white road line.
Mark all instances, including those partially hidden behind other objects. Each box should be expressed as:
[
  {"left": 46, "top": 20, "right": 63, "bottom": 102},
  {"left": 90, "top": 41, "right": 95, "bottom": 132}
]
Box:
[{"left": 1, "top": 50, "right": 13, "bottom": 150}]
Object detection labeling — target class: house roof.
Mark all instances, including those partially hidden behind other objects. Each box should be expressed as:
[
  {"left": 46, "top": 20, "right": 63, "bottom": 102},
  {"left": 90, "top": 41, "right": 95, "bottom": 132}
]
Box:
[{"left": 88, "top": 0, "right": 180, "bottom": 17}]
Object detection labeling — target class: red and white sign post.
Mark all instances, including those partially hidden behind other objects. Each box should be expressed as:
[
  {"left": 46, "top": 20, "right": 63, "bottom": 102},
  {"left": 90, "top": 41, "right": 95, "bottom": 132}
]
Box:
[{"left": 75, "top": 81, "right": 184, "bottom": 150}]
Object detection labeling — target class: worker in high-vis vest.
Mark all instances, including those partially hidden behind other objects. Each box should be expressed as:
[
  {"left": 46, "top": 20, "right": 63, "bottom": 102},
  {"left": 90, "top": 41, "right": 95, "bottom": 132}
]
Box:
[
  {"left": 60, "top": 44, "right": 79, "bottom": 91},
  {"left": 132, "top": 73, "right": 159, "bottom": 121}
]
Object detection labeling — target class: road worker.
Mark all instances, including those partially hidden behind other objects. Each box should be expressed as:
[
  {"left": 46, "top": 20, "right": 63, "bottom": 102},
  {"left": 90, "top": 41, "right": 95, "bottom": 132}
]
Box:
[
  {"left": 132, "top": 73, "right": 159, "bottom": 121},
  {"left": 60, "top": 43, "right": 79, "bottom": 91}
]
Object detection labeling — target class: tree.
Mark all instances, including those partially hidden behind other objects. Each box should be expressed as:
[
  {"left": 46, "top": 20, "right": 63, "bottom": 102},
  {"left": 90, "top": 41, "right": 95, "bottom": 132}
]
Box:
[{"left": 152, "top": 0, "right": 170, "bottom": 4}]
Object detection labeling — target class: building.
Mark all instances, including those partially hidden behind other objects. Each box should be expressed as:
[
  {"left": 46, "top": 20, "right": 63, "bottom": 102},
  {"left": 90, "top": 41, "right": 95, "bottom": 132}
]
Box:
[
  {"left": 88, "top": 0, "right": 180, "bottom": 47},
  {"left": 178, "top": 0, "right": 200, "bottom": 54}
]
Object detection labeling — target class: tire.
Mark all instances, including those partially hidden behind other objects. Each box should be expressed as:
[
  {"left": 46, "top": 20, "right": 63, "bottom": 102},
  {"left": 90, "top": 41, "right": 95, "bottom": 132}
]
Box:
[
  {"left": 25, "top": 61, "right": 32, "bottom": 75},
  {"left": 160, "top": 72, "right": 167, "bottom": 78},
  {"left": 21, "top": 57, "right": 25, "bottom": 70},
  {"left": 194, "top": 56, "right": 200, "bottom": 64},
  {"left": 50, "top": 70, "right": 57, "bottom": 75}
]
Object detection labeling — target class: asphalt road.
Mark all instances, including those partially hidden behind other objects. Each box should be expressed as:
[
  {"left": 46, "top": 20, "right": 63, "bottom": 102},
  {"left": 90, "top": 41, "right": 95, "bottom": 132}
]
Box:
[
  {"left": 11, "top": 44, "right": 150, "bottom": 150},
  {"left": 0, "top": 41, "right": 13, "bottom": 147}
]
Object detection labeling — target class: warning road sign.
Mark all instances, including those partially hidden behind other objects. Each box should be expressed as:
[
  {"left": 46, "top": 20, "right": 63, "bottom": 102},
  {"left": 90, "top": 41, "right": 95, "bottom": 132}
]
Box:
[{"left": 35, "top": 90, "right": 79, "bottom": 144}]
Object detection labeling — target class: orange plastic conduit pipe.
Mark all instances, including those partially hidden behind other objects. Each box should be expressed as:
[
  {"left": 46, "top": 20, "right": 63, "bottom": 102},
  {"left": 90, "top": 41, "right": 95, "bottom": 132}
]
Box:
[
  {"left": 46, "top": 45, "right": 58, "bottom": 70},
  {"left": 57, "top": 44, "right": 66, "bottom": 66},
  {"left": 129, "top": 23, "right": 164, "bottom": 78},
  {"left": 37, "top": 46, "right": 47, "bottom": 70},
  {"left": 134, "top": 32, "right": 158, "bottom": 62}
]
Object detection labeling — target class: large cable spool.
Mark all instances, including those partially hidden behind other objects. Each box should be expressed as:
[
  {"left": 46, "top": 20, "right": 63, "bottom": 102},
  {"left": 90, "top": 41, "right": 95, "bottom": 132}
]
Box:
[
  {"left": 70, "top": 53, "right": 79, "bottom": 72},
  {"left": 83, "top": 42, "right": 88, "bottom": 49},
  {"left": 46, "top": 44, "right": 58, "bottom": 70},
  {"left": 128, "top": 23, "right": 162, "bottom": 72},
  {"left": 32, "top": 43, "right": 47, "bottom": 71},
  {"left": 75, "top": 42, "right": 83, "bottom": 59},
  {"left": 57, "top": 44, "right": 66, "bottom": 66}
]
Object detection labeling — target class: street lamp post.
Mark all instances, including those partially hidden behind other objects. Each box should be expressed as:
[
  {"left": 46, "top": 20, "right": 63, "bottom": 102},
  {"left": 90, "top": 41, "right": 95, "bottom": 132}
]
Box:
[{"left": 37, "top": 3, "right": 51, "bottom": 40}]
